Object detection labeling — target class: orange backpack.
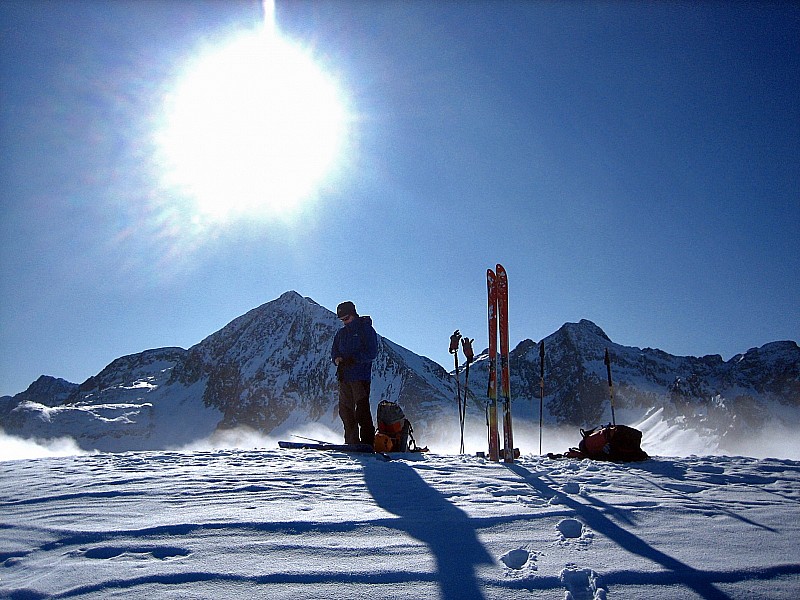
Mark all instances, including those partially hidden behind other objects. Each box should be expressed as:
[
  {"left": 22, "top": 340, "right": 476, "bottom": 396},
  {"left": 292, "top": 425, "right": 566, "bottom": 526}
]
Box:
[{"left": 375, "top": 401, "right": 426, "bottom": 453}]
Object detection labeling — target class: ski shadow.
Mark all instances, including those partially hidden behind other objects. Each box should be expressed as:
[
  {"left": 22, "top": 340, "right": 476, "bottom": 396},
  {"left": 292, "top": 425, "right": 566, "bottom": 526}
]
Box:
[
  {"left": 505, "top": 463, "right": 735, "bottom": 600},
  {"left": 362, "top": 458, "right": 493, "bottom": 600}
]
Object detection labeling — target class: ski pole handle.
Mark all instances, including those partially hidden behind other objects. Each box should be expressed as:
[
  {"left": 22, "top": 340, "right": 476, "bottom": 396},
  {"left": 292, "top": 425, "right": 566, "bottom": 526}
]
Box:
[
  {"left": 461, "top": 337, "right": 474, "bottom": 363},
  {"left": 449, "top": 330, "right": 462, "bottom": 354}
]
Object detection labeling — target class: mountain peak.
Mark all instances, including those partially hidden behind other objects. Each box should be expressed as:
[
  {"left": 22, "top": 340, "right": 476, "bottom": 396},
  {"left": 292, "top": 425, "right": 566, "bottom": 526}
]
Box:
[
  {"left": 276, "top": 290, "right": 304, "bottom": 303},
  {"left": 558, "top": 319, "right": 611, "bottom": 343},
  {"left": 14, "top": 375, "right": 79, "bottom": 406},
  {"left": 259, "top": 291, "right": 328, "bottom": 317}
]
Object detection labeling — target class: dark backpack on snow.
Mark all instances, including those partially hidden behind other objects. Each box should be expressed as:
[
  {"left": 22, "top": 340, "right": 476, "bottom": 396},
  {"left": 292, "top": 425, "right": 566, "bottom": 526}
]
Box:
[{"left": 576, "top": 424, "right": 649, "bottom": 462}]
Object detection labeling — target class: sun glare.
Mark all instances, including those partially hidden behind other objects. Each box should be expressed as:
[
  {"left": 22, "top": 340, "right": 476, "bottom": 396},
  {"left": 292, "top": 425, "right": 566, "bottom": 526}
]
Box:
[{"left": 156, "top": 19, "right": 348, "bottom": 223}]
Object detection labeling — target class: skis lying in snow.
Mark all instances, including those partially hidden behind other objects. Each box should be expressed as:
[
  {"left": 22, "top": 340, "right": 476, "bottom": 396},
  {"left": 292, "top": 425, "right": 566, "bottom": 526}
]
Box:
[
  {"left": 279, "top": 441, "right": 375, "bottom": 453},
  {"left": 278, "top": 441, "right": 393, "bottom": 460}
]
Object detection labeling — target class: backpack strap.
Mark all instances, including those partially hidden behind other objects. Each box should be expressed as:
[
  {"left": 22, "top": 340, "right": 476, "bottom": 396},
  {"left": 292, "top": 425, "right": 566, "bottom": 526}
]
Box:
[
  {"left": 406, "top": 422, "right": 428, "bottom": 453},
  {"left": 547, "top": 448, "right": 587, "bottom": 460}
]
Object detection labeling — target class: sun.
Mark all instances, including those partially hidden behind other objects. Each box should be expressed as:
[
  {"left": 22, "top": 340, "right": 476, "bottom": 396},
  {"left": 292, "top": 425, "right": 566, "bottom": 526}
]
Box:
[{"left": 156, "top": 24, "right": 348, "bottom": 223}]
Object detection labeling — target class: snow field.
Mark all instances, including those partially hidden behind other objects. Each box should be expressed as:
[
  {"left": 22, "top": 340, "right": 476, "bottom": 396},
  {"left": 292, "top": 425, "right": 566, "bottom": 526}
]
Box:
[{"left": 1, "top": 448, "right": 799, "bottom": 599}]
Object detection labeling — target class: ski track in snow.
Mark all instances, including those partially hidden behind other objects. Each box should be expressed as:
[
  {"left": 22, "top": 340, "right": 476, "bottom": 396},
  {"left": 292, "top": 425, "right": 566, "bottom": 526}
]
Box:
[{"left": 1, "top": 450, "right": 800, "bottom": 599}]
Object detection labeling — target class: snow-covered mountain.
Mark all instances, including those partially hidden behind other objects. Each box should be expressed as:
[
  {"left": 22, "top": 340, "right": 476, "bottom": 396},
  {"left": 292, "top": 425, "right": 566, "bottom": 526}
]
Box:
[
  {"left": 467, "top": 319, "right": 800, "bottom": 455},
  {"left": 0, "top": 292, "right": 457, "bottom": 451},
  {"left": 1, "top": 293, "right": 798, "bottom": 456}
]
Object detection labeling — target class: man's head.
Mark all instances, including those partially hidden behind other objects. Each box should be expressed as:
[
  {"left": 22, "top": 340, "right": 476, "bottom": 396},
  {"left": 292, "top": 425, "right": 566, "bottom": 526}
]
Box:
[{"left": 336, "top": 301, "right": 357, "bottom": 323}]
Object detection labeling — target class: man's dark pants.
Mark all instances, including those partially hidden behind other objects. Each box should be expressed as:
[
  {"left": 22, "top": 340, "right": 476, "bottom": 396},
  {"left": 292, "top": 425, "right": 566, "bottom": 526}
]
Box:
[{"left": 338, "top": 380, "right": 375, "bottom": 445}]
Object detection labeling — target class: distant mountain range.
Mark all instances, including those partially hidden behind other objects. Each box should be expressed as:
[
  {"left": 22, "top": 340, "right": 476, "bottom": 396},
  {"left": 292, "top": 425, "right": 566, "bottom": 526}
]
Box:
[
  {"left": 1, "top": 291, "right": 798, "bottom": 454},
  {"left": 468, "top": 319, "right": 799, "bottom": 446}
]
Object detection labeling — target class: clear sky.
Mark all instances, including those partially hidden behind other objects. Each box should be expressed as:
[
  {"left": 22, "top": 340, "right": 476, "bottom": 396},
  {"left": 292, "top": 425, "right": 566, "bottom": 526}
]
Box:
[{"left": 1, "top": 0, "right": 798, "bottom": 397}]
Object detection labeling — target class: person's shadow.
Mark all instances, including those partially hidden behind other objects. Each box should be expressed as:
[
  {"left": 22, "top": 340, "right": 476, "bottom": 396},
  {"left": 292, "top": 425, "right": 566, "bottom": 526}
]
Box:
[{"left": 362, "top": 458, "right": 493, "bottom": 600}]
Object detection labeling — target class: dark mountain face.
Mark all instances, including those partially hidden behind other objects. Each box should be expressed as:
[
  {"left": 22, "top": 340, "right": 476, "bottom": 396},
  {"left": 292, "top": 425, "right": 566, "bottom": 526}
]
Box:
[{"left": 2, "top": 293, "right": 797, "bottom": 452}]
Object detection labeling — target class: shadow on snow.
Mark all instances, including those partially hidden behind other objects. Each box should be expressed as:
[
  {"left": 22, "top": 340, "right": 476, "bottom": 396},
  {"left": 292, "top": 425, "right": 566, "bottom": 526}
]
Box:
[
  {"left": 362, "top": 457, "right": 494, "bottom": 600},
  {"left": 504, "top": 462, "right": 800, "bottom": 600}
]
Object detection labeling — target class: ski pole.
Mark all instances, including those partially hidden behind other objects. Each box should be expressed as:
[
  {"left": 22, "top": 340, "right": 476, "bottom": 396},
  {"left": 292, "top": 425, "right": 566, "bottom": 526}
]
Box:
[
  {"left": 484, "top": 402, "right": 490, "bottom": 453},
  {"left": 450, "top": 330, "right": 464, "bottom": 453},
  {"left": 539, "top": 339, "right": 545, "bottom": 455},
  {"left": 461, "top": 336, "right": 474, "bottom": 454},
  {"left": 292, "top": 434, "right": 334, "bottom": 445},
  {"left": 604, "top": 348, "right": 617, "bottom": 426}
]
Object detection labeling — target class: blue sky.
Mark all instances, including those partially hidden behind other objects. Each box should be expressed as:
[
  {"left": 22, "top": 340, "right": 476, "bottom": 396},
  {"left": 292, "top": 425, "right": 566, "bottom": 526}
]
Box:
[{"left": 1, "top": 1, "right": 798, "bottom": 397}]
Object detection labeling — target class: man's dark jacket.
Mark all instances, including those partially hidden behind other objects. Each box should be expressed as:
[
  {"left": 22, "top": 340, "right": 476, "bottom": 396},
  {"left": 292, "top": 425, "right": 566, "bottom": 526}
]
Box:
[{"left": 330, "top": 316, "right": 378, "bottom": 382}]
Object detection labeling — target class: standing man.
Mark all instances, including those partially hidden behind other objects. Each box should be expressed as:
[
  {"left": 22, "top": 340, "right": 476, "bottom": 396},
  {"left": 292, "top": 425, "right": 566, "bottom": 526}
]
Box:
[{"left": 331, "top": 301, "right": 378, "bottom": 446}]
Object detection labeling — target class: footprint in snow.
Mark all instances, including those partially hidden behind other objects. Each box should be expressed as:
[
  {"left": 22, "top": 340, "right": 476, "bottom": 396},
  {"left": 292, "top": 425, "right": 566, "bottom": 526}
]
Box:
[
  {"left": 557, "top": 518, "right": 593, "bottom": 546},
  {"left": 516, "top": 495, "right": 548, "bottom": 508},
  {"left": 81, "top": 546, "right": 190, "bottom": 561},
  {"left": 664, "top": 482, "right": 706, "bottom": 494},
  {"left": 500, "top": 547, "right": 539, "bottom": 577},
  {"left": 500, "top": 548, "right": 532, "bottom": 570},
  {"left": 692, "top": 464, "right": 725, "bottom": 475},
  {"left": 557, "top": 518, "right": 584, "bottom": 538},
  {"left": 560, "top": 565, "right": 606, "bottom": 600},
  {"left": 562, "top": 482, "right": 581, "bottom": 495}
]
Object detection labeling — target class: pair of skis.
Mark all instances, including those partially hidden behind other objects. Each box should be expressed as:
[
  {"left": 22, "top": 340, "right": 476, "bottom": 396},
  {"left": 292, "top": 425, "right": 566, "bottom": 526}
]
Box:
[{"left": 487, "top": 264, "right": 514, "bottom": 463}]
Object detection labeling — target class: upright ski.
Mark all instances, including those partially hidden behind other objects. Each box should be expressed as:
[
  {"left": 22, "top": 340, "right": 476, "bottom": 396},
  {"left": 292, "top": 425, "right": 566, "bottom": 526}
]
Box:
[
  {"left": 486, "top": 269, "right": 500, "bottom": 462},
  {"left": 496, "top": 264, "right": 514, "bottom": 463}
]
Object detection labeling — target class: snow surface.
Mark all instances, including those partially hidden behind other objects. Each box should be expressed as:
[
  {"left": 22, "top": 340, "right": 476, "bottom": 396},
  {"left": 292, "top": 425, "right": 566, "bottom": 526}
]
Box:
[{"left": 2, "top": 437, "right": 800, "bottom": 599}]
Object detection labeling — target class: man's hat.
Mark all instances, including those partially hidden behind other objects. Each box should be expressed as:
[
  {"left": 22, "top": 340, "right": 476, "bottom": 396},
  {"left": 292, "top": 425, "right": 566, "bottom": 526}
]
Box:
[{"left": 336, "top": 301, "right": 356, "bottom": 318}]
